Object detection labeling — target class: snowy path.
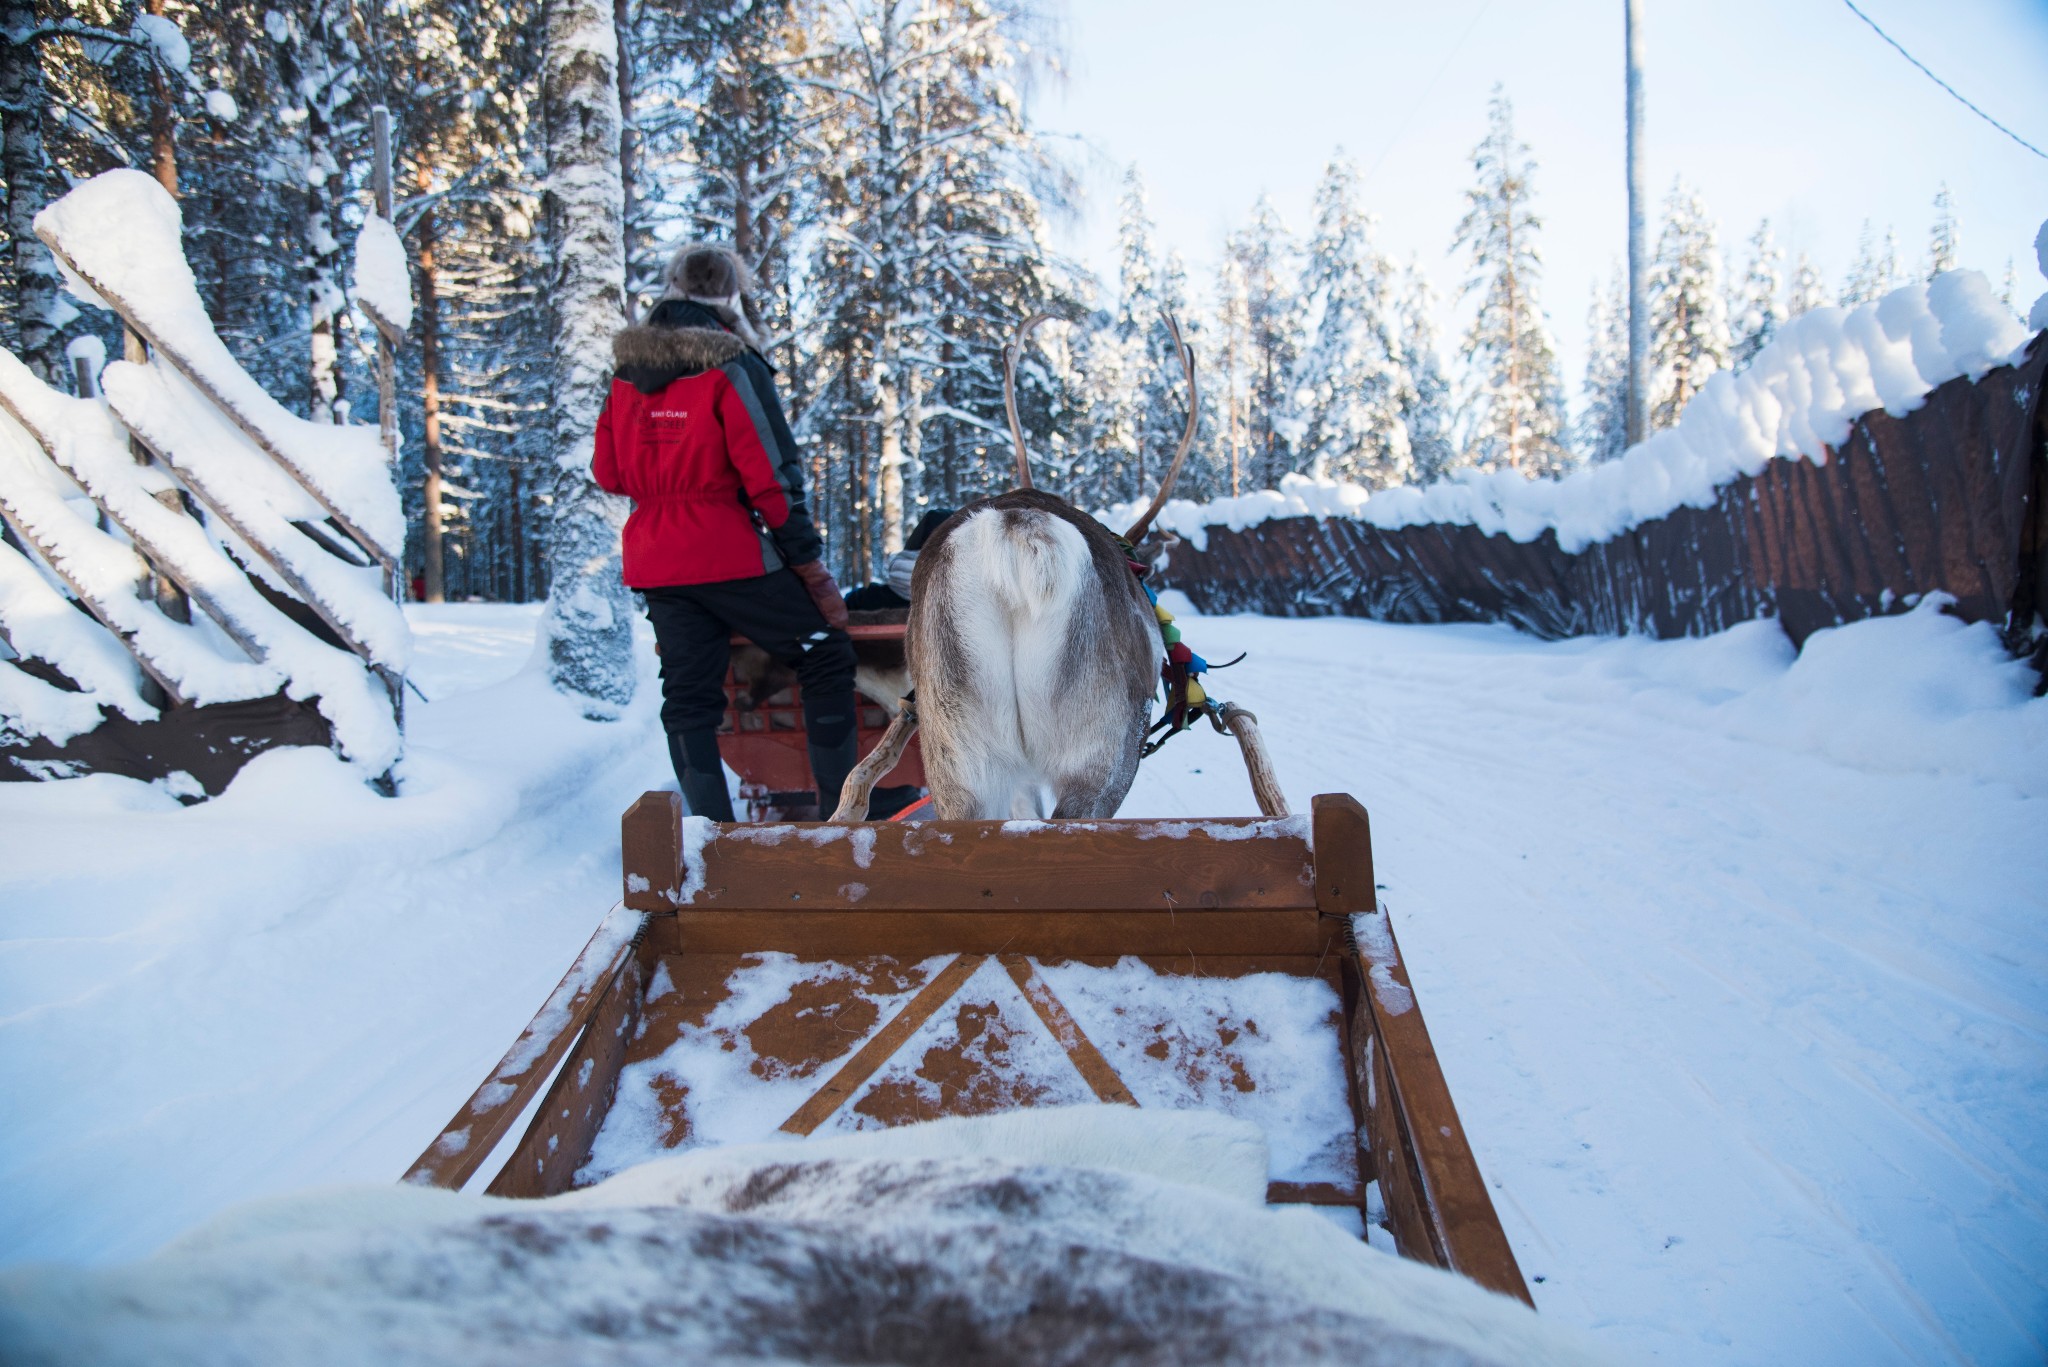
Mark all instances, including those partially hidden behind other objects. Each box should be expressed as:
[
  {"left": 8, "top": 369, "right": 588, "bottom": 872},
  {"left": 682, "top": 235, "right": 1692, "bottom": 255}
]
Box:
[{"left": 3, "top": 600, "right": 2044, "bottom": 1365}]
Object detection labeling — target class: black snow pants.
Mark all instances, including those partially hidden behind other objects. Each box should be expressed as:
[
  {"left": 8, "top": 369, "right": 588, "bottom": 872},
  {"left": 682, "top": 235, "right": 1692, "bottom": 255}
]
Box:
[{"left": 642, "top": 570, "right": 859, "bottom": 821}]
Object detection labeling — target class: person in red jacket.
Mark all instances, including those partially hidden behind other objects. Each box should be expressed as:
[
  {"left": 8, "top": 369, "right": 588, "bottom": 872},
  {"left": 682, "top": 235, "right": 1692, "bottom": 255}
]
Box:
[{"left": 593, "top": 243, "right": 857, "bottom": 821}]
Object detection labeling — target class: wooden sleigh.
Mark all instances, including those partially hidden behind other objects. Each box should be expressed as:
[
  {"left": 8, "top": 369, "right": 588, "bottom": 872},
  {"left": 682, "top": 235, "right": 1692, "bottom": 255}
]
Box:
[{"left": 405, "top": 790, "right": 1532, "bottom": 1307}]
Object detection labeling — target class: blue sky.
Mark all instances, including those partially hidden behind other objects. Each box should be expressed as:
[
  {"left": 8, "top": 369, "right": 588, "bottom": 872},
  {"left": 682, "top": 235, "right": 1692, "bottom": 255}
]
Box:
[{"left": 1036, "top": 0, "right": 2048, "bottom": 395}]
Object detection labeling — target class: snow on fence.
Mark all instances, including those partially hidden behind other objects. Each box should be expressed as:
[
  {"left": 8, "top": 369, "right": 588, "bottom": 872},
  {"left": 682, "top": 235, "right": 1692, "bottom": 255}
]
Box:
[
  {"left": 0, "top": 171, "right": 410, "bottom": 796},
  {"left": 1133, "top": 273, "right": 2046, "bottom": 656}
]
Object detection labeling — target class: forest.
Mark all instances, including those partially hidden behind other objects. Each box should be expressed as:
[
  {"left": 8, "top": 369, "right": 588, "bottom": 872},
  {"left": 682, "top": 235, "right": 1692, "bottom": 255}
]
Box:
[{"left": 0, "top": 0, "right": 2000, "bottom": 603}]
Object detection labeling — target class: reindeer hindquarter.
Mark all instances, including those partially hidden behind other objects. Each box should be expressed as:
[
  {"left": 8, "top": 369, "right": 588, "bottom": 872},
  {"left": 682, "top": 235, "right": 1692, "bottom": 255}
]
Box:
[{"left": 909, "top": 504, "right": 1159, "bottom": 820}]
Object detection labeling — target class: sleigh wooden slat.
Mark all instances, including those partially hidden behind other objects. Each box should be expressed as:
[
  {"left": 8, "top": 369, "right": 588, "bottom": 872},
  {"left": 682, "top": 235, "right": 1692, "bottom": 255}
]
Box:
[{"left": 410, "top": 789, "right": 1532, "bottom": 1311}]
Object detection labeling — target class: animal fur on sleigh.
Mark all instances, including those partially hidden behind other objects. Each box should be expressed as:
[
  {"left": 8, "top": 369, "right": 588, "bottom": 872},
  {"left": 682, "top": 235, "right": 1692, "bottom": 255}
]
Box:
[{"left": 0, "top": 1107, "right": 1606, "bottom": 1366}]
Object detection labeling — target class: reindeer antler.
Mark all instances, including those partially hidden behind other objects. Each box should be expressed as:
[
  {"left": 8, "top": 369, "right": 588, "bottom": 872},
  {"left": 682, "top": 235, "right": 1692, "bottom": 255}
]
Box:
[
  {"left": 1123, "top": 312, "right": 1199, "bottom": 544},
  {"left": 1002, "top": 312, "right": 1053, "bottom": 491}
]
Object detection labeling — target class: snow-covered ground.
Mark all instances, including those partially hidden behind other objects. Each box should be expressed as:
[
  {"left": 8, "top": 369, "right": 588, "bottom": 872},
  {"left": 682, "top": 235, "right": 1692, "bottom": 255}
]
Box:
[{"left": 3, "top": 598, "right": 2044, "bottom": 1365}]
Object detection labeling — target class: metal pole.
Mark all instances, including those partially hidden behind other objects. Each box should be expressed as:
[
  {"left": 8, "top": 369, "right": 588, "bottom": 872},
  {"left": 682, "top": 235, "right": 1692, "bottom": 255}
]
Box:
[{"left": 1624, "top": 0, "right": 1649, "bottom": 447}]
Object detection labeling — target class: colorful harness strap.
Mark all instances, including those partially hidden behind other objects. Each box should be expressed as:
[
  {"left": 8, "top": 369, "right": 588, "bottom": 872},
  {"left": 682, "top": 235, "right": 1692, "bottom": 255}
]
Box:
[{"left": 1117, "top": 536, "right": 1224, "bottom": 759}]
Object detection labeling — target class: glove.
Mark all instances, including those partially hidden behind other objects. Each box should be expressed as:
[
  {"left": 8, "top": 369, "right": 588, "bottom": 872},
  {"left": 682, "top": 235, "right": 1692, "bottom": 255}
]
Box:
[{"left": 791, "top": 559, "right": 850, "bottom": 631}]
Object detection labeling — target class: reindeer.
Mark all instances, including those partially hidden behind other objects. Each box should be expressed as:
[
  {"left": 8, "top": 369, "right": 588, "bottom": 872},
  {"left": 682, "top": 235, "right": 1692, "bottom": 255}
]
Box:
[{"left": 884, "top": 315, "right": 1198, "bottom": 820}]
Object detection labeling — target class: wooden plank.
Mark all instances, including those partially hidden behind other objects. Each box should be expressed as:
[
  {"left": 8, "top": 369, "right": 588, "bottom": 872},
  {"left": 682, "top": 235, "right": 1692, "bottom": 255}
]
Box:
[
  {"left": 0, "top": 494, "right": 188, "bottom": 706},
  {"left": 0, "top": 385, "right": 270, "bottom": 669},
  {"left": 488, "top": 951, "right": 644, "bottom": 1198},
  {"left": 403, "top": 906, "right": 644, "bottom": 1189},
  {"left": 1000, "top": 955, "right": 1136, "bottom": 1107},
  {"left": 1314, "top": 793, "right": 1534, "bottom": 1306},
  {"left": 617, "top": 800, "right": 1316, "bottom": 912},
  {"left": 110, "top": 400, "right": 394, "bottom": 680},
  {"left": 668, "top": 907, "right": 1329, "bottom": 958},
  {"left": 1266, "top": 1180, "right": 1363, "bottom": 1207},
  {"left": 779, "top": 953, "right": 985, "bottom": 1136},
  {"left": 1363, "top": 1017, "right": 1440, "bottom": 1264},
  {"left": 622, "top": 790, "right": 683, "bottom": 911},
  {"left": 39, "top": 233, "right": 399, "bottom": 571}
]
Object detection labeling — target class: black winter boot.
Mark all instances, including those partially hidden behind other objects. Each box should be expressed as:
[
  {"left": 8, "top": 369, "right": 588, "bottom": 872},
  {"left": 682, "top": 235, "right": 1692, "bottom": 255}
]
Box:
[
  {"left": 667, "top": 729, "right": 735, "bottom": 823},
  {"left": 802, "top": 693, "right": 860, "bottom": 818}
]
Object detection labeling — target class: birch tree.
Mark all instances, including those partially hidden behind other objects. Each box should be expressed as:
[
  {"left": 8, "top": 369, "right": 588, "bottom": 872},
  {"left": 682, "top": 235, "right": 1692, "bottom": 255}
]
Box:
[
  {"left": 272, "top": 0, "right": 364, "bottom": 423},
  {"left": 537, "top": 0, "right": 634, "bottom": 710}
]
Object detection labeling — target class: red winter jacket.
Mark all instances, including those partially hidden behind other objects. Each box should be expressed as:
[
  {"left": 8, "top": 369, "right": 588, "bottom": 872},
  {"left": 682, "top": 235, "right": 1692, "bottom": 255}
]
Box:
[{"left": 591, "top": 313, "right": 822, "bottom": 588}]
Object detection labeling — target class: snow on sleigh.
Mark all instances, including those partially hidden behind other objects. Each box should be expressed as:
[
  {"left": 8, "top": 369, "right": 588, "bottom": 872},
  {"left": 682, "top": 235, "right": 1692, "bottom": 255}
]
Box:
[{"left": 405, "top": 789, "right": 1534, "bottom": 1307}]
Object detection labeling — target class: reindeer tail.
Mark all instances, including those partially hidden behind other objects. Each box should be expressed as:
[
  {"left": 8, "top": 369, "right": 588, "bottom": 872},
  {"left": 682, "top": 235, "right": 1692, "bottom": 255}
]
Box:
[{"left": 980, "top": 507, "right": 1088, "bottom": 623}]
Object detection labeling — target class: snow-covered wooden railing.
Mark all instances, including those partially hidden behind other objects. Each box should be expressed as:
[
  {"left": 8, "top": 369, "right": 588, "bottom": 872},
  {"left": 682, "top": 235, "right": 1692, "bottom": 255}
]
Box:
[{"left": 0, "top": 170, "right": 410, "bottom": 795}]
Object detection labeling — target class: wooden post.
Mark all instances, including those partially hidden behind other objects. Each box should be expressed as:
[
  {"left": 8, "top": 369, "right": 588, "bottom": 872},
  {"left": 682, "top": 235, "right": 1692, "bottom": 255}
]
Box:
[
  {"left": 117, "top": 328, "right": 191, "bottom": 630},
  {"left": 416, "top": 176, "right": 445, "bottom": 605}
]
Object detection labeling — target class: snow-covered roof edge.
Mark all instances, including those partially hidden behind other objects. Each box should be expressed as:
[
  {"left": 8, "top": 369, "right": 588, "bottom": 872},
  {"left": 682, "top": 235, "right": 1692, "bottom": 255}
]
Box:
[{"left": 1108, "top": 271, "right": 2032, "bottom": 556}]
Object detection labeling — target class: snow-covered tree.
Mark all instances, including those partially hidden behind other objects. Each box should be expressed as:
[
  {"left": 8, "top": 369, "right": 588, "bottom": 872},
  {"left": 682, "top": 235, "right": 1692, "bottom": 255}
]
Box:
[
  {"left": 1, "top": 0, "right": 65, "bottom": 382},
  {"left": 1788, "top": 253, "right": 1830, "bottom": 317},
  {"left": 1575, "top": 267, "right": 1628, "bottom": 464},
  {"left": 1227, "top": 195, "right": 1302, "bottom": 489},
  {"left": 1450, "top": 86, "right": 1567, "bottom": 477},
  {"left": 1841, "top": 220, "right": 1902, "bottom": 305},
  {"left": 1394, "top": 260, "right": 1456, "bottom": 485},
  {"left": 1927, "top": 185, "right": 1958, "bottom": 278},
  {"left": 796, "top": 0, "right": 1068, "bottom": 572},
  {"left": 1209, "top": 249, "right": 1253, "bottom": 496},
  {"left": 1728, "top": 218, "right": 1783, "bottom": 371},
  {"left": 272, "top": 0, "right": 366, "bottom": 424},
  {"left": 1101, "top": 169, "right": 1194, "bottom": 500},
  {"left": 537, "top": 0, "right": 634, "bottom": 711},
  {"left": 1647, "top": 179, "right": 1729, "bottom": 431},
  {"left": 1290, "top": 154, "right": 1409, "bottom": 488}
]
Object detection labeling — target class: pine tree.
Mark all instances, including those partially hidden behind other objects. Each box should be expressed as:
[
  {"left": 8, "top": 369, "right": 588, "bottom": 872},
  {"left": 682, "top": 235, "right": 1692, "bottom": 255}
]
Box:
[
  {"left": 1841, "top": 219, "right": 1902, "bottom": 304},
  {"left": 797, "top": 0, "right": 1070, "bottom": 571},
  {"left": 1394, "top": 260, "right": 1456, "bottom": 485},
  {"left": 1450, "top": 85, "right": 1567, "bottom": 477},
  {"left": 537, "top": 0, "right": 634, "bottom": 710},
  {"left": 1728, "top": 218, "right": 1782, "bottom": 370},
  {"left": 1210, "top": 249, "right": 1253, "bottom": 496},
  {"left": 1927, "top": 185, "right": 1958, "bottom": 278},
  {"left": 1291, "top": 154, "right": 1409, "bottom": 488},
  {"left": 1647, "top": 180, "right": 1729, "bottom": 431},
  {"left": 1789, "top": 253, "right": 1829, "bottom": 317},
  {"left": 1227, "top": 195, "right": 1302, "bottom": 489},
  {"left": 1575, "top": 267, "right": 1628, "bottom": 463},
  {"left": 1103, "top": 168, "right": 1165, "bottom": 500}
]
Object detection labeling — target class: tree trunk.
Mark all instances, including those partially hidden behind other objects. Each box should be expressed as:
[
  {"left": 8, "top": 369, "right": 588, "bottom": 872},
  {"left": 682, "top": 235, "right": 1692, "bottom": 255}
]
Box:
[
  {"left": 146, "top": 0, "right": 178, "bottom": 197},
  {"left": 417, "top": 196, "right": 446, "bottom": 603},
  {"left": 876, "top": 362, "right": 905, "bottom": 556},
  {"left": 1, "top": 0, "right": 63, "bottom": 381},
  {"left": 537, "top": 0, "right": 634, "bottom": 713}
]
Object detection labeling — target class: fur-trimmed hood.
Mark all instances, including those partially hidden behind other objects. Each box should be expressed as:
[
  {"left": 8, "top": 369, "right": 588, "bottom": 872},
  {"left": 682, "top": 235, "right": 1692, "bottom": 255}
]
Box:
[{"left": 613, "top": 323, "right": 747, "bottom": 392}]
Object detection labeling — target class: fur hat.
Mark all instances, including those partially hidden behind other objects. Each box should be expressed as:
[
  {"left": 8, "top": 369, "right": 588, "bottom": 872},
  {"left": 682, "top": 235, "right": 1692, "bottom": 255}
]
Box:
[
  {"left": 663, "top": 243, "right": 748, "bottom": 303},
  {"left": 660, "top": 242, "right": 760, "bottom": 345}
]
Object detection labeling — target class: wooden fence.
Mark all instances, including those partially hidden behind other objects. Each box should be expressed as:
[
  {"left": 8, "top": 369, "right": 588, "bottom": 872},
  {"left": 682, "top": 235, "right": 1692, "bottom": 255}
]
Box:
[{"left": 1157, "top": 335, "right": 2047, "bottom": 658}]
